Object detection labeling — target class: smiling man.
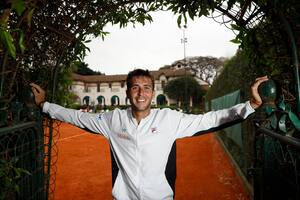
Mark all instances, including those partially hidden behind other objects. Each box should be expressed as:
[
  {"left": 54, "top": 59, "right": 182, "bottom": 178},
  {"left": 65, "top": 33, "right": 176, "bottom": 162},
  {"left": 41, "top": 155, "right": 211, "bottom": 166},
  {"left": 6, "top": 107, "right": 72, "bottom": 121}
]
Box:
[
  {"left": 30, "top": 69, "right": 268, "bottom": 200},
  {"left": 126, "top": 70, "right": 155, "bottom": 123}
]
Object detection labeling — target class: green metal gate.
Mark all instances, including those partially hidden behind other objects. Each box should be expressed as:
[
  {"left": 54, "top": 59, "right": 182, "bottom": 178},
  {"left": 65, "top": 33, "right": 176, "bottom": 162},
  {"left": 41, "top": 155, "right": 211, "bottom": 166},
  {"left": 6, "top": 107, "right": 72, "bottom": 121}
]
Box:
[
  {"left": 0, "top": 91, "right": 57, "bottom": 200},
  {"left": 0, "top": 121, "right": 44, "bottom": 200},
  {"left": 210, "top": 90, "right": 300, "bottom": 200},
  {"left": 253, "top": 125, "right": 300, "bottom": 200}
]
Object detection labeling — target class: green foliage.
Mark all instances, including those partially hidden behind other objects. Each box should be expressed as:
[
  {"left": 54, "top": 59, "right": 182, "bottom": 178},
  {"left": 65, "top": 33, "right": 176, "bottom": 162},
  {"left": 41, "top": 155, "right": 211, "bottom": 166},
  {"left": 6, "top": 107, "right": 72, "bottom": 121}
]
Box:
[
  {"left": 228, "top": 0, "right": 300, "bottom": 121},
  {"left": 164, "top": 76, "right": 205, "bottom": 106},
  {"left": 206, "top": 50, "right": 267, "bottom": 102},
  {"left": 0, "top": 28, "right": 16, "bottom": 59},
  {"left": 54, "top": 63, "right": 78, "bottom": 107},
  {"left": 0, "top": 0, "right": 165, "bottom": 104},
  {"left": 11, "top": 0, "right": 25, "bottom": 16},
  {"left": 0, "top": 158, "right": 31, "bottom": 200},
  {"left": 0, "top": 0, "right": 29, "bottom": 59},
  {"left": 227, "top": 0, "right": 300, "bottom": 76},
  {"left": 0, "top": 0, "right": 299, "bottom": 110},
  {"left": 72, "top": 61, "right": 103, "bottom": 75},
  {"left": 163, "top": 0, "right": 218, "bottom": 27},
  {"left": 54, "top": 59, "right": 102, "bottom": 107},
  {"left": 0, "top": 0, "right": 299, "bottom": 198}
]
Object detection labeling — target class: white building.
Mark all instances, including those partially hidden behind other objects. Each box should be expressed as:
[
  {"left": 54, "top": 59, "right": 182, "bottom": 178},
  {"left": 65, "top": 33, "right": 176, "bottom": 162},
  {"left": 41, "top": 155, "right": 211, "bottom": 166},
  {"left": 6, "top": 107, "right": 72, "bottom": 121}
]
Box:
[{"left": 70, "top": 68, "right": 209, "bottom": 106}]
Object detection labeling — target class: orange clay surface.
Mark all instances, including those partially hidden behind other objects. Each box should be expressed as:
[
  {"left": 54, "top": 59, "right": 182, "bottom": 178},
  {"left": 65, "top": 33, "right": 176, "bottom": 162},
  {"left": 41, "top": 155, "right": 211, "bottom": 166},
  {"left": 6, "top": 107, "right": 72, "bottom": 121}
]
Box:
[{"left": 54, "top": 122, "right": 251, "bottom": 200}]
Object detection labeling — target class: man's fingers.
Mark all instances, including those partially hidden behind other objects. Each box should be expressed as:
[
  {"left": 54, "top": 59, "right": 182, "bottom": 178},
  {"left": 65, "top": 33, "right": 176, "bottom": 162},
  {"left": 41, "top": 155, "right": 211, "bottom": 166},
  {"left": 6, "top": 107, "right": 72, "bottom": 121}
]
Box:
[
  {"left": 252, "top": 76, "right": 269, "bottom": 88},
  {"left": 29, "top": 83, "right": 46, "bottom": 106},
  {"left": 31, "top": 87, "right": 38, "bottom": 95},
  {"left": 30, "top": 83, "right": 42, "bottom": 93},
  {"left": 255, "top": 75, "right": 268, "bottom": 81},
  {"left": 254, "top": 76, "right": 268, "bottom": 83}
]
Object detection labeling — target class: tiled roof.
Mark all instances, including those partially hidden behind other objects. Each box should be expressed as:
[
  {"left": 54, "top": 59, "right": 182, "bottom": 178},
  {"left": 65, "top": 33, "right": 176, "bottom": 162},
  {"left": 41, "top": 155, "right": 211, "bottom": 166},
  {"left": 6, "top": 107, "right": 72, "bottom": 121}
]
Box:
[
  {"left": 150, "top": 68, "right": 192, "bottom": 78},
  {"left": 72, "top": 68, "right": 193, "bottom": 83},
  {"left": 72, "top": 73, "right": 127, "bottom": 83}
]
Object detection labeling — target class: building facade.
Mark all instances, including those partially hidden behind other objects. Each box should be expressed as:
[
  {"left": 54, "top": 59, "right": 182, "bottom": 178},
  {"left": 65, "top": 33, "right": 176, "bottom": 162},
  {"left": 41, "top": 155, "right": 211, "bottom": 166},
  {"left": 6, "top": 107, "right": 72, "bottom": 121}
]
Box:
[{"left": 70, "top": 68, "right": 209, "bottom": 106}]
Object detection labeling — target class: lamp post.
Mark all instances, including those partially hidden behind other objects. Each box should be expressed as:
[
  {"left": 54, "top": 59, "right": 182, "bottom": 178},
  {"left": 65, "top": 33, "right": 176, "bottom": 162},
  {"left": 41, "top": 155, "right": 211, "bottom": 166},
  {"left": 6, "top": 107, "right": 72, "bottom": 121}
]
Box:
[
  {"left": 181, "top": 27, "right": 187, "bottom": 60},
  {"left": 181, "top": 27, "right": 188, "bottom": 112}
]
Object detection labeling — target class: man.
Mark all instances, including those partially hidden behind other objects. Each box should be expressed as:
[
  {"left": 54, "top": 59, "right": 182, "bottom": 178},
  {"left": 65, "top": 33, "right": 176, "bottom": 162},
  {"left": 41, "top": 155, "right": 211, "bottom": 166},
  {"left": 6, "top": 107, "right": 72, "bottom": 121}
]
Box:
[{"left": 30, "top": 69, "right": 268, "bottom": 200}]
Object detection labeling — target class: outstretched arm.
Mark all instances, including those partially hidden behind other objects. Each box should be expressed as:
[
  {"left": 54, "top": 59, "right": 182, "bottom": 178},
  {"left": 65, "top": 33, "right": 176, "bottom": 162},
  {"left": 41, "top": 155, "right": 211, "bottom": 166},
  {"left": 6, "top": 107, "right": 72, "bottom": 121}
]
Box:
[
  {"left": 175, "top": 75, "right": 269, "bottom": 138},
  {"left": 29, "top": 83, "right": 110, "bottom": 137}
]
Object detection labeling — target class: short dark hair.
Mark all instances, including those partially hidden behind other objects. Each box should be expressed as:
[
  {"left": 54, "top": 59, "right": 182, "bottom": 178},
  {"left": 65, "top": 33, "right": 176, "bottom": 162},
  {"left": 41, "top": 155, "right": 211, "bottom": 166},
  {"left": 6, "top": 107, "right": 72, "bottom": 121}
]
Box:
[{"left": 126, "top": 69, "right": 155, "bottom": 90}]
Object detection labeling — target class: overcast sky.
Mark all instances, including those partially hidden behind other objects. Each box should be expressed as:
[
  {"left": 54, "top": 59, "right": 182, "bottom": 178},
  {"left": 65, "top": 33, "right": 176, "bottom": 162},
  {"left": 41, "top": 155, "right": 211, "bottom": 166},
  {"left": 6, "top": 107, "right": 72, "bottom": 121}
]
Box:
[{"left": 84, "top": 11, "right": 239, "bottom": 75}]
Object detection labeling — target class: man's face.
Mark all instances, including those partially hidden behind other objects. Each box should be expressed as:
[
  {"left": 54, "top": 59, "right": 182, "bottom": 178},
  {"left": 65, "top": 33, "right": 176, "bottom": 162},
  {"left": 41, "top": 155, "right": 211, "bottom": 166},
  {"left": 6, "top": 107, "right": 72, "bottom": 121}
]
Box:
[{"left": 126, "top": 76, "right": 155, "bottom": 113}]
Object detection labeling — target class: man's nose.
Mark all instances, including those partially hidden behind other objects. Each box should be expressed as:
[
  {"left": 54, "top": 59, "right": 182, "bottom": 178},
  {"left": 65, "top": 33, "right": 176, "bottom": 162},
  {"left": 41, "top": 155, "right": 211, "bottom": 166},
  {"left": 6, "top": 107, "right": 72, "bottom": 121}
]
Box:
[{"left": 138, "top": 87, "right": 145, "bottom": 95}]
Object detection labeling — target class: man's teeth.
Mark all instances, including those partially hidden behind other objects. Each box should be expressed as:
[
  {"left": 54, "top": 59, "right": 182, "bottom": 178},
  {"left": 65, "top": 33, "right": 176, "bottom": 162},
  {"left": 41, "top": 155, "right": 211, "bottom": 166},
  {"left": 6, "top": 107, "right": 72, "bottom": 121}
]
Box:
[{"left": 137, "top": 99, "right": 145, "bottom": 102}]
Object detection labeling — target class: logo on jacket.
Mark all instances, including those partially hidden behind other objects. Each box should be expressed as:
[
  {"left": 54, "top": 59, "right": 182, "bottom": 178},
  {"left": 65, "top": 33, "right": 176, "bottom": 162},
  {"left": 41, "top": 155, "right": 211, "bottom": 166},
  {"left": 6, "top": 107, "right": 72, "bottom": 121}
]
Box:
[
  {"left": 117, "top": 127, "right": 130, "bottom": 140},
  {"left": 117, "top": 133, "right": 131, "bottom": 141},
  {"left": 151, "top": 127, "right": 158, "bottom": 134}
]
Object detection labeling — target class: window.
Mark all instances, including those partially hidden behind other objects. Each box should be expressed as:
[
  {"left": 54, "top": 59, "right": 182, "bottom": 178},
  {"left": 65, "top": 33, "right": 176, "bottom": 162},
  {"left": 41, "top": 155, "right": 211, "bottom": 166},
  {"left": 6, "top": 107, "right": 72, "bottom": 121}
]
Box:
[
  {"left": 97, "top": 96, "right": 105, "bottom": 105},
  {"left": 111, "top": 95, "right": 120, "bottom": 106}
]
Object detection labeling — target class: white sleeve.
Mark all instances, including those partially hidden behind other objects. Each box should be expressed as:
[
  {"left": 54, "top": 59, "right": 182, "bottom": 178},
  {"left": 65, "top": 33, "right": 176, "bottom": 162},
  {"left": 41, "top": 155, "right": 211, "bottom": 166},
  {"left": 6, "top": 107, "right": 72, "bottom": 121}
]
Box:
[
  {"left": 42, "top": 102, "right": 111, "bottom": 138},
  {"left": 175, "top": 101, "right": 255, "bottom": 138}
]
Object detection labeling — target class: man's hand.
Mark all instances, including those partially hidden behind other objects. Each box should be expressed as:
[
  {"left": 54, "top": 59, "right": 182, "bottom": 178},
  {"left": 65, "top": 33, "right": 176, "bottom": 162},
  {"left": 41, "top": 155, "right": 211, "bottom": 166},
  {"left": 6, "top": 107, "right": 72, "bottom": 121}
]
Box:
[
  {"left": 30, "top": 83, "right": 46, "bottom": 108},
  {"left": 250, "top": 76, "right": 269, "bottom": 109}
]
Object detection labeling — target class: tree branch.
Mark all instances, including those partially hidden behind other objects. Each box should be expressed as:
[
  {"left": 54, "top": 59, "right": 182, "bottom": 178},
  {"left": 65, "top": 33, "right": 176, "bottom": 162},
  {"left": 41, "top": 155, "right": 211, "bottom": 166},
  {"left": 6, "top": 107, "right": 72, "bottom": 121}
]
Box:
[{"left": 215, "top": 5, "right": 247, "bottom": 28}]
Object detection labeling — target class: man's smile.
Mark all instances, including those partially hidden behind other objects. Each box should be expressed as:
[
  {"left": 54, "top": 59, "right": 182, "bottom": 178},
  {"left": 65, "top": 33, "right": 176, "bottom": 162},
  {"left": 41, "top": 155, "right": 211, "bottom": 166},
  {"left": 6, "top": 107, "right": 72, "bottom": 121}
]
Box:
[{"left": 137, "top": 98, "right": 146, "bottom": 102}]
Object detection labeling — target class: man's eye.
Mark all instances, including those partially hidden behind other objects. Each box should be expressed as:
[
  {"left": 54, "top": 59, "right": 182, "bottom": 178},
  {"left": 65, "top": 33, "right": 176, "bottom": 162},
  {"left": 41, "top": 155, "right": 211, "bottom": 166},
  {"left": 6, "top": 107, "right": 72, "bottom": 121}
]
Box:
[{"left": 131, "top": 86, "right": 138, "bottom": 90}]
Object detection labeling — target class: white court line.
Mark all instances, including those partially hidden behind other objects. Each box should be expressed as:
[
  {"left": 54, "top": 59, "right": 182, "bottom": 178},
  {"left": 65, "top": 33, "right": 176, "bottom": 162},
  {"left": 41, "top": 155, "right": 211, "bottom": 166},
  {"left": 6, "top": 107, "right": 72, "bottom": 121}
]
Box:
[{"left": 58, "top": 133, "right": 89, "bottom": 142}]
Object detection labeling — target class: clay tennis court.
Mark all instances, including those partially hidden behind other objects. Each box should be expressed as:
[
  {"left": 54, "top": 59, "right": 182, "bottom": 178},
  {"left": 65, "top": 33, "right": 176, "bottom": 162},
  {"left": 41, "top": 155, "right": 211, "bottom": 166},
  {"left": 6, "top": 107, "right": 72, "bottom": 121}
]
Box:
[{"left": 53, "top": 123, "right": 251, "bottom": 200}]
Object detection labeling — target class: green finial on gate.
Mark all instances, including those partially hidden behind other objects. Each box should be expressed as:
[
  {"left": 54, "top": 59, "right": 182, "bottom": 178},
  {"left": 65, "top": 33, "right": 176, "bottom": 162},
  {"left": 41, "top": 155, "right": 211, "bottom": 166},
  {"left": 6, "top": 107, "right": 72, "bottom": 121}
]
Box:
[{"left": 258, "top": 79, "right": 277, "bottom": 103}]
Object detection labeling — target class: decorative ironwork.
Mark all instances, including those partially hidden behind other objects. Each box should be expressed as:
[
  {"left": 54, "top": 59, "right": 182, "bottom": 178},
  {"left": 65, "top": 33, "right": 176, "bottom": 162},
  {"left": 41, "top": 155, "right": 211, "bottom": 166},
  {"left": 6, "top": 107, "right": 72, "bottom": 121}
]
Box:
[
  {"left": 253, "top": 124, "right": 300, "bottom": 200},
  {"left": 0, "top": 121, "right": 44, "bottom": 200},
  {"left": 0, "top": 87, "right": 58, "bottom": 200},
  {"left": 252, "top": 82, "right": 300, "bottom": 200}
]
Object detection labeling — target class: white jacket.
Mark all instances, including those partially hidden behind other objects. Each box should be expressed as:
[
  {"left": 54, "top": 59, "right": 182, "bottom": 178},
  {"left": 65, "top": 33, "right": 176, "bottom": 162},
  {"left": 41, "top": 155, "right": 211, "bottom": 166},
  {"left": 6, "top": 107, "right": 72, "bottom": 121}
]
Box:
[{"left": 43, "top": 101, "right": 254, "bottom": 200}]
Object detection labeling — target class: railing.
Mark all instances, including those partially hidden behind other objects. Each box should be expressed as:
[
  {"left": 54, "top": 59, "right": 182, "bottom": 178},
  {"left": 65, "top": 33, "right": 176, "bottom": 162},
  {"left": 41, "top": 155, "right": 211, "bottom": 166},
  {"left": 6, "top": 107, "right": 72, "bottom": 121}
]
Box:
[
  {"left": 249, "top": 9, "right": 300, "bottom": 200},
  {"left": 0, "top": 121, "right": 45, "bottom": 200},
  {"left": 0, "top": 89, "right": 57, "bottom": 200},
  {"left": 252, "top": 123, "right": 300, "bottom": 200}
]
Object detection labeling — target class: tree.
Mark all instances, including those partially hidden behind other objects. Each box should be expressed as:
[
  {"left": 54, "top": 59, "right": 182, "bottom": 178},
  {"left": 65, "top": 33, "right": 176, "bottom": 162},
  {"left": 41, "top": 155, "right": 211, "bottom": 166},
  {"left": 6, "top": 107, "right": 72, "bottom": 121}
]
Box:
[
  {"left": 0, "top": 0, "right": 162, "bottom": 104},
  {"left": 206, "top": 49, "right": 266, "bottom": 101},
  {"left": 1, "top": 0, "right": 299, "bottom": 107},
  {"left": 72, "top": 61, "right": 103, "bottom": 75},
  {"left": 160, "top": 56, "right": 225, "bottom": 85},
  {"left": 163, "top": 76, "right": 205, "bottom": 110}
]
